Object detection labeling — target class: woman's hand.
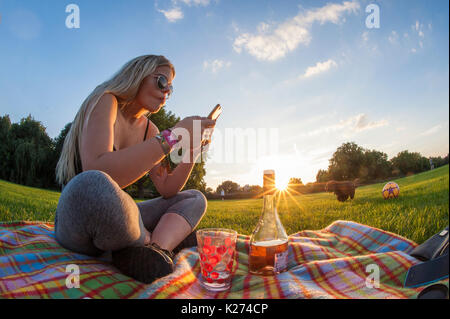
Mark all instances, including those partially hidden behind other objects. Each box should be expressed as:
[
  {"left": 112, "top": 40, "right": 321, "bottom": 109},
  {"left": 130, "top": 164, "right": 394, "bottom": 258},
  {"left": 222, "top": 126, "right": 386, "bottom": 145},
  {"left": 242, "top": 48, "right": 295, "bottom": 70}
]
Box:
[{"left": 172, "top": 116, "right": 216, "bottom": 162}]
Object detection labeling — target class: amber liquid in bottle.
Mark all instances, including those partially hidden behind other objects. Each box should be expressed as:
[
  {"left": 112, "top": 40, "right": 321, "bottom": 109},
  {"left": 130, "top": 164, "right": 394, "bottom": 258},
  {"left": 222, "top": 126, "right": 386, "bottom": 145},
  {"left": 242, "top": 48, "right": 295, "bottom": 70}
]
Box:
[
  {"left": 249, "top": 170, "right": 289, "bottom": 275},
  {"left": 249, "top": 239, "right": 288, "bottom": 275}
]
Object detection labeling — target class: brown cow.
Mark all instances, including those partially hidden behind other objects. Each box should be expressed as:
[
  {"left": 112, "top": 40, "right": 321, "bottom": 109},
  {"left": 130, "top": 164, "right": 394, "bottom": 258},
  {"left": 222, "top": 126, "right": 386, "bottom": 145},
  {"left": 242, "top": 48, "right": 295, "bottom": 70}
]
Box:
[{"left": 325, "top": 180, "right": 356, "bottom": 202}]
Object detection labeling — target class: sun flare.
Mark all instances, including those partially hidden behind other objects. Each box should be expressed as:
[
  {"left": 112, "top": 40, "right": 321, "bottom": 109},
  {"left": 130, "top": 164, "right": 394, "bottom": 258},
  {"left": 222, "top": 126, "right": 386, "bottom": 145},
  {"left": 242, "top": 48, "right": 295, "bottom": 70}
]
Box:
[
  {"left": 256, "top": 156, "right": 295, "bottom": 192},
  {"left": 276, "top": 177, "right": 290, "bottom": 191}
]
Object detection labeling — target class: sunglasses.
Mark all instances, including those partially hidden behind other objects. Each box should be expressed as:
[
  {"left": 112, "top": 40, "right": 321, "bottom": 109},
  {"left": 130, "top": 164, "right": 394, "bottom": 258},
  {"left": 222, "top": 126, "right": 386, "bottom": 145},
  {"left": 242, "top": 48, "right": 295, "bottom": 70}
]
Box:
[{"left": 152, "top": 74, "right": 173, "bottom": 98}]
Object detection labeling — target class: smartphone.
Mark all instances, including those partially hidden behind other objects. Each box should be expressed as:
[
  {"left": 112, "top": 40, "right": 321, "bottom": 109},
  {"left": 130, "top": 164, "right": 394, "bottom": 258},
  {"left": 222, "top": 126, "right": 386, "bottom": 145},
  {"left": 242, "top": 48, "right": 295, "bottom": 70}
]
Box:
[{"left": 208, "top": 104, "right": 222, "bottom": 120}]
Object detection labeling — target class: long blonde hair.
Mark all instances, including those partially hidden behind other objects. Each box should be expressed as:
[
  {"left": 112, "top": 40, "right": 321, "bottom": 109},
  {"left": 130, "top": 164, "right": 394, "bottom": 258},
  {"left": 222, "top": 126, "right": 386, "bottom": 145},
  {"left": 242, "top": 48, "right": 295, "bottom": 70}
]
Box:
[{"left": 56, "top": 55, "right": 175, "bottom": 186}]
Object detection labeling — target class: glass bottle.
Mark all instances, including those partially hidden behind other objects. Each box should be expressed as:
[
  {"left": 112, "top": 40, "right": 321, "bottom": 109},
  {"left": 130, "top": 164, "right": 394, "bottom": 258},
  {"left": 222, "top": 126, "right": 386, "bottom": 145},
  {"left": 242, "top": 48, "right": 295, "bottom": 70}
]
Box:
[{"left": 249, "top": 170, "right": 289, "bottom": 275}]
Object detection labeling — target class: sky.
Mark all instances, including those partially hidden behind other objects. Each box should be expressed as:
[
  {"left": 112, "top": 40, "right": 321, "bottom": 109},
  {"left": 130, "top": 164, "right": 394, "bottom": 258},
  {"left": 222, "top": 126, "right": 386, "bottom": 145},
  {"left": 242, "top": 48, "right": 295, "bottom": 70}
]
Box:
[{"left": 0, "top": 0, "right": 449, "bottom": 190}]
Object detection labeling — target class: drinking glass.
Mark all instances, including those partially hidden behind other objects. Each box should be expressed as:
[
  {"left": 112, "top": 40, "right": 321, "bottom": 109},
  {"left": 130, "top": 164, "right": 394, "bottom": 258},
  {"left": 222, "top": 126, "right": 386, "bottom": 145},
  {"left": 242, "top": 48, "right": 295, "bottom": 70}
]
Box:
[{"left": 196, "top": 228, "right": 237, "bottom": 291}]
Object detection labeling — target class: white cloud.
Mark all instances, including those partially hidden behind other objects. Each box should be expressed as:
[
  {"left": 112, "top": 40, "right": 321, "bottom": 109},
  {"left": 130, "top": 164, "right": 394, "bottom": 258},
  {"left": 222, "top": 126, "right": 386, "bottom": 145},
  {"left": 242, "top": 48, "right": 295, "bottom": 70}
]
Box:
[
  {"left": 420, "top": 124, "right": 442, "bottom": 136},
  {"left": 158, "top": 7, "right": 184, "bottom": 22},
  {"left": 231, "top": 21, "right": 240, "bottom": 33},
  {"left": 233, "top": 1, "right": 360, "bottom": 61},
  {"left": 301, "top": 59, "right": 338, "bottom": 78},
  {"left": 408, "top": 20, "right": 427, "bottom": 52},
  {"left": 158, "top": 0, "right": 213, "bottom": 22},
  {"left": 388, "top": 30, "right": 399, "bottom": 44},
  {"left": 413, "top": 21, "right": 425, "bottom": 38},
  {"left": 360, "top": 30, "right": 378, "bottom": 54},
  {"left": 351, "top": 113, "right": 388, "bottom": 132},
  {"left": 179, "top": 0, "right": 211, "bottom": 6},
  {"left": 362, "top": 31, "right": 369, "bottom": 43},
  {"left": 203, "top": 59, "right": 232, "bottom": 73},
  {"left": 257, "top": 22, "right": 271, "bottom": 33},
  {"left": 301, "top": 113, "right": 388, "bottom": 137}
]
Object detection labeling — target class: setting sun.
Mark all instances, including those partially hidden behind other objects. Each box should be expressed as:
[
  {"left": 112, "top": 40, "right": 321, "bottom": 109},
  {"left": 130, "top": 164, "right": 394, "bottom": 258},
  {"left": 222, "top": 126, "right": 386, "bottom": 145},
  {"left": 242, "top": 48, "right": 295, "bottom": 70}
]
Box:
[
  {"left": 276, "top": 177, "right": 290, "bottom": 191},
  {"left": 255, "top": 156, "right": 300, "bottom": 192}
]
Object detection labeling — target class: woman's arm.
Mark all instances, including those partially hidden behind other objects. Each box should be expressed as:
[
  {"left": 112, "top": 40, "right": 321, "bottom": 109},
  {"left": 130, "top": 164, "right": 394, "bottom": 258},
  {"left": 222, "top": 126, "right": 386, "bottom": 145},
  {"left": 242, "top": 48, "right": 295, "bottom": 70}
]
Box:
[
  {"left": 80, "top": 93, "right": 166, "bottom": 188},
  {"left": 149, "top": 161, "right": 197, "bottom": 198}
]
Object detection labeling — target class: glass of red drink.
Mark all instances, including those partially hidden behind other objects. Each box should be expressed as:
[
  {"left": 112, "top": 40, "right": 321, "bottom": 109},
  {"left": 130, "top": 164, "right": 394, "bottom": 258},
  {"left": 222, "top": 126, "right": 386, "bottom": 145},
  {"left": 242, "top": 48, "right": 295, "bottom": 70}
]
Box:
[{"left": 196, "top": 228, "right": 237, "bottom": 291}]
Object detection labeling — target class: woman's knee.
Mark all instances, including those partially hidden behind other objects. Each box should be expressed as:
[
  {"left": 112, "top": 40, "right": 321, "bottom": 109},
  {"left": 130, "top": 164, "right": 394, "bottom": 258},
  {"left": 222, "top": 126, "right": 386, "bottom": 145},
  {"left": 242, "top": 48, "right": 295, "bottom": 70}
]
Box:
[
  {"left": 185, "top": 189, "right": 207, "bottom": 208},
  {"left": 67, "top": 170, "right": 117, "bottom": 193},
  {"left": 58, "top": 171, "right": 114, "bottom": 223},
  {"left": 180, "top": 189, "right": 207, "bottom": 229},
  {"left": 61, "top": 170, "right": 122, "bottom": 206}
]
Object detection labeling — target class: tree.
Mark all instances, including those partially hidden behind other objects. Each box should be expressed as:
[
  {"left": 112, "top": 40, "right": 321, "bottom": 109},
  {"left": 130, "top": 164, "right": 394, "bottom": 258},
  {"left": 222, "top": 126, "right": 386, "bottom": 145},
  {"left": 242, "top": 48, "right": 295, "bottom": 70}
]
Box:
[
  {"left": 53, "top": 122, "right": 72, "bottom": 158},
  {"left": 0, "top": 115, "right": 12, "bottom": 180},
  {"left": 247, "top": 185, "right": 262, "bottom": 194},
  {"left": 360, "top": 149, "right": 391, "bottom": 182},
  {"left": 429, "top": 155, "right": 449, "bottom": 169},
  {"left": 390, "top": 150, "right": 430, "bottom": 175},
  {"left": 328, "top": 142, "right": 365, "bottom": 181},
  {"left": 183, "top": 160, "right": 207, "bottom": 193},
  {"left": 316, "top": 169, "right": 330, "bottom": 183},
  {"left": 216, "top": 180, "right": 240, "bottom": 194},
  {"left": 51, "top": 122, "right": 72, "bottom": 186},
  {"left": 317, "top": 143, "right": 394, "bottom": 184},
  {"left": 7, "top": 115, "right": 55, "bottom": 188},
  {"left": 287, "top": 177, "right": 303, "bottom": 193}
]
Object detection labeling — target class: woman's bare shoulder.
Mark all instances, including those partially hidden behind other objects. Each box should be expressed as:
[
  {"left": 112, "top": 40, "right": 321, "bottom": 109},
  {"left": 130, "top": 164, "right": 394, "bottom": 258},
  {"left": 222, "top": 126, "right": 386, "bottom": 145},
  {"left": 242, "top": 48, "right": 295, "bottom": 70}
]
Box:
[
  {"left": 147, "top": 118, "right": 160, "bottom": 137},
  {"left": 82, "top": 93, "right": 119, "bottom": 137},
  {"left": 85, "top": 93, "right": 118, "bottom": 124},
  {"left": 97, "top": 93, "right": 118, "bottom": 110}
]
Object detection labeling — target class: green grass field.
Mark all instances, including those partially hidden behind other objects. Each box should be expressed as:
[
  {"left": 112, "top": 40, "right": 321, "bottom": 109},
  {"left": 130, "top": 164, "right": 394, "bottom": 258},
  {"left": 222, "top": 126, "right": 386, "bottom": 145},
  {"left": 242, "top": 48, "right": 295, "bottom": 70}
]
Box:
[{"left": 0, "top": 165, "right": 448, "bottom": 244}]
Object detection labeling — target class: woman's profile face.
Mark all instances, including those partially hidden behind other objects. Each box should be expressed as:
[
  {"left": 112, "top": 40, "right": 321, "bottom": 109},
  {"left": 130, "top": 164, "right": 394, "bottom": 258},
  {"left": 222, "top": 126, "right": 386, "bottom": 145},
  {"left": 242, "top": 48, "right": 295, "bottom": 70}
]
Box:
[{"left": 135, "top": 65, "right": 174, "bottom": 113}]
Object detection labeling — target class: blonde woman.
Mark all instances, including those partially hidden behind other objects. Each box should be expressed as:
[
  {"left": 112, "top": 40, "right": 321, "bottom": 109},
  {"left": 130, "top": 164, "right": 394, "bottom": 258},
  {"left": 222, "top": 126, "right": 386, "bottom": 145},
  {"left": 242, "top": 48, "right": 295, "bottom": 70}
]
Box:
[{"left": 54, "top": 55, "right": 216, "bottom": 283}]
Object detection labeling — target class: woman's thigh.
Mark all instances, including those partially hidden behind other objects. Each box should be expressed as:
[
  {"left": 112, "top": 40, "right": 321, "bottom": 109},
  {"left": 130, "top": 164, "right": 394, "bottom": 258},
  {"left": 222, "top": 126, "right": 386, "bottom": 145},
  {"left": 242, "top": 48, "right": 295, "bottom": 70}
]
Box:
[{"left": 137, "top": 189, "right": 207, "bottom": 231}]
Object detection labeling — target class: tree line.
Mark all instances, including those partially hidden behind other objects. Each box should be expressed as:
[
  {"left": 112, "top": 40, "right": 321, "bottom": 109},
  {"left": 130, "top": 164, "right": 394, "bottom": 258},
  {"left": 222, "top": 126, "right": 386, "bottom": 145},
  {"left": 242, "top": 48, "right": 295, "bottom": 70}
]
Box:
[
  {"left": 210, "top": 142, "right": 448, "bottom": 199},
  {"left": 316, "top": 142, "right": 448, "bottom": 184},
  {"left": 0, "top": 111, "right": 207, "bottom": 197}
]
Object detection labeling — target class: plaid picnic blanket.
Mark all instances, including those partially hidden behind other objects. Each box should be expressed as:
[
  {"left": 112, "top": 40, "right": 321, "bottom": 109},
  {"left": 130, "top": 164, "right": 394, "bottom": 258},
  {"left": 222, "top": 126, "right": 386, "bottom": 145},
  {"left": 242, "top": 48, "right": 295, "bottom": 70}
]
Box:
[{"left": 0, "top": 220, "right": 447, "bottom": 299}]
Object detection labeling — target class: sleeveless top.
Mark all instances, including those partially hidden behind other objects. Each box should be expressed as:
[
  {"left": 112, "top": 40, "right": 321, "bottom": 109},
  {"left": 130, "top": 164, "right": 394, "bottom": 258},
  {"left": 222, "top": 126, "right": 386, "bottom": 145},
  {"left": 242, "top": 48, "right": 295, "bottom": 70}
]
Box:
[{"left": 74, "top": 117, "right": 150, "bottom": 175}]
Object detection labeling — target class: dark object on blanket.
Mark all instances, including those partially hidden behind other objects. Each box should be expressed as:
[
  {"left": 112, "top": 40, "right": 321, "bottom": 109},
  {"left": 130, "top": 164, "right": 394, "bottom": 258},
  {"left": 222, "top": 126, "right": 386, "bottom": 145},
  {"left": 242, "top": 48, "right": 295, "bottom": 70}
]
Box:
[
  {"left": 404, "top": 226, "right": 449, "bottom": 297},
  {"left": 325, "top": 180, "right": 356, "bottom": 202},
  {"left": 410, "top": 226, "right": 449, "bottom": 261},
  {"left": 417, "top": 284, "right": 449, "bottom": 299},
  {"left": 111, "top": 232, "right": 198, "bottom": 284},
  {"left": 112, "top": 243, "right": 174, "bottom": 284},
  {"left": 405, "top": 254, "right": 448, "bottom": 288}
]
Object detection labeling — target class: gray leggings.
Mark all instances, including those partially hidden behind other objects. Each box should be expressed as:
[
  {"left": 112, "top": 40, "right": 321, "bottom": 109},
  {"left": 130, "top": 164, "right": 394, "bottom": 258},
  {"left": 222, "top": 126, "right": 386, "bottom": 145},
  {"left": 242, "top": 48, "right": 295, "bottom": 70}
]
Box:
[{"left": 54, "top": 170, "right": 207, "bottom": 257}]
